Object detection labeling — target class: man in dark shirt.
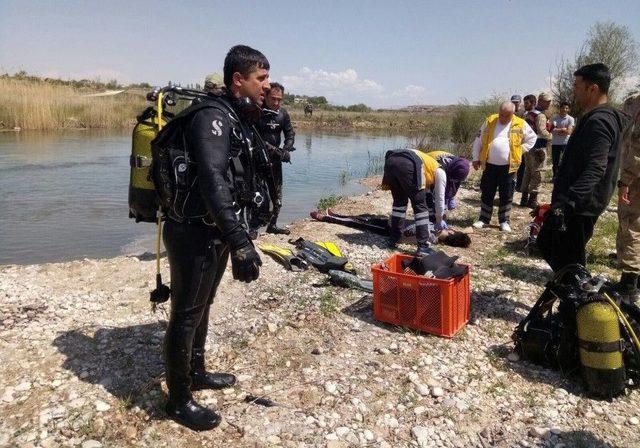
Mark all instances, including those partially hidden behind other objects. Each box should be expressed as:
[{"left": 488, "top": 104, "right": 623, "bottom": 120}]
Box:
[
  {"left": 256, "top": 82, "right": 295, "bottom": 234},
  {"left": 538, "top": 63, "right": 627, "bottom": 272}
]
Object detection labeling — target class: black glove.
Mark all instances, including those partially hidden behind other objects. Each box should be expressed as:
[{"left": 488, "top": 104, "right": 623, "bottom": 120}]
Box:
[
  {"left": 288, "top": 146, "right": 297, "bottom": 152},
  {"left": 231, "top": 242, "right": 262, "bottom": 283},
  {"left": 281, "top": 149, "right": 291, "bottom": 163},
  {"left": 544, "top": 206, "right": 566, "bottom": 232},
  {"left": 266, "top": 142, "right": 280, "bottom": 159}
]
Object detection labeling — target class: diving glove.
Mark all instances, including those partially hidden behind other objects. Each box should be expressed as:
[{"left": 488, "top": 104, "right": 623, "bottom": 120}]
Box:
[
  {"left": 281, "top": 149, "right": 291, "bottom": 163},
  {"left": 231, "top": 242, "right": 262, "bottom": 283},
  {"left": 447, "top": 198, "right": 456, "bottom": 210},
  {"left": 434, "top": 220, "right": 449, "bottom": 232}
]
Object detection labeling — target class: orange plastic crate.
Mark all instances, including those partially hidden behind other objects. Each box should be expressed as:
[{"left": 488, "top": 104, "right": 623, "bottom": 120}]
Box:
[{"left": 371, "top": 254, "right": 471, "bottom": 337}]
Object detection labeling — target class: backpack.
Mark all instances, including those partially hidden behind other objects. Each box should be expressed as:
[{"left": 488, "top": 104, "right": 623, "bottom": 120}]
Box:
[{"left": 128, "top": 107, "right": 173, "bottom": 223}]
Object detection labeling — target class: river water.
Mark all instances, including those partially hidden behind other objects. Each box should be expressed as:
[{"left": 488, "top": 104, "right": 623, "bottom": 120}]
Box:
[{"left": 0, "top": 129, "right": 409, "bottom": 265}]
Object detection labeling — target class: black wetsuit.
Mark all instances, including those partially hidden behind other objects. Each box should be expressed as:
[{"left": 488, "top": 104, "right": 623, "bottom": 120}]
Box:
[
  {"left": 256, "top": 107, "right": 295, "bottom": 226},
  {"left": 163, "top": 95, "right": 257, "bottom": 410}
]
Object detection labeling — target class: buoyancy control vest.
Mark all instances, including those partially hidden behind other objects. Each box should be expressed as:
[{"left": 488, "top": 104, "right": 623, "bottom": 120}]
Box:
[
  {"left": 512, "top": 264, "right": 640, "bottom": 398},
  {"left": 150, "top": 97, "right": 273, "bottom": 228}
]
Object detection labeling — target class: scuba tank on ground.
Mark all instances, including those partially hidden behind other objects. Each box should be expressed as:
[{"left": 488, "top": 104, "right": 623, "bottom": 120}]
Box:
[
  {"left": 576, "top": 299, "right": 626, "bottom": 398},
  {"left": 512, "top": 264, "right": 640, "bottom": 398}
]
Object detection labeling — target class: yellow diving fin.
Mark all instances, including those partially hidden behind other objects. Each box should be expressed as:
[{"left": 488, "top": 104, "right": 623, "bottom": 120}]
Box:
[
  {"left": 258, "top": 243, "right": 308, "bottom": 271},
  {"left": 315, "top": 241, "right": 343, "bottom": 257},
  {"left": 314, "top": 241, "right": 356, "bottom": 274}
]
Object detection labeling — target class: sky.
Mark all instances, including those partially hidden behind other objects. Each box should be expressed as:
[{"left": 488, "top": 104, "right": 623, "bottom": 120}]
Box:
[{"left": 1, "top": 0, "right": 639, "bottom": 108}]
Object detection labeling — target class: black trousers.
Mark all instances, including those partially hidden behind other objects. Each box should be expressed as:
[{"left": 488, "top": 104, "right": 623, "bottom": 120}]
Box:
[
  {"left": 479, "top": 163, "right": 515, "bottom": 224},
  {"left": 537, "top": 213, "right": 598, "bottom": 272},
  {"left": 269, "top": 160, "right": 283, "bottom": 226},
  {"left": 162, "top": 220, "right": 230, "bottom": 398},
  {"left": 515, "top": 156, "right": 526, "bottom": 192},
  {"left": 551, "top": 144, "right": 566, "bottom": 180},
  {"left": 383, "top": 155, "right": 431, "bottom": 249}
]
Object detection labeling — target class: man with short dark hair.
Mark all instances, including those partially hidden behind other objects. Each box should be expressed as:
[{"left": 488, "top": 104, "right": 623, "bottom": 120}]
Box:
[
  {"left": 538, "top": 63, "right": 628, "bottom": 272},
  {"left": 256, "top": 82, "right": 295, "bottom": 234},
  {"left": 516, "top": 94, "right": 538, "bottom": 191},
  {"left": 551, "top": 101, "right": 575, "bottom": 179},
  {"left": 162, "top": 45, "right": 270, "bottom": 431},
  {"left": 520, "top": 92, "right": 553, "bottom": 208}
]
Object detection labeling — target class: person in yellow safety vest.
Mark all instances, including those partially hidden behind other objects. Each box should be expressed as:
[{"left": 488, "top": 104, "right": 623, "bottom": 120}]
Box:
[
  {"left": 382, "top": 149, "right": 447, "bottom": 255},
  {"left": 426, "top": 150, "right": 471, "bottom": 212},
  {"left": 471, "top": 101, "right": 537, "bottom": 232}
]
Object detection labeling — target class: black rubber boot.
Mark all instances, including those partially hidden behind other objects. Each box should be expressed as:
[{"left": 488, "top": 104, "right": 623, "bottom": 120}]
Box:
[
  {"left": 190, "top": 348, "right": 236, "bottom": 391},
  {"left": 165, "top": 378, "right": 221, "bottom": 431},
  {"left": 519, "top": 193, "right": 529, "bottom": 207},
  {"left": 615, "top": 272, "right": 640, "bottom": 307},
  {"left": 266, "top": 224, "right": 290, "bottom": 235},
  {"left": 165, "top": 398, "right": 221, "bottom": 431},
  {"left": 526, "top": 193, "right": 539, "bottom": 210}
]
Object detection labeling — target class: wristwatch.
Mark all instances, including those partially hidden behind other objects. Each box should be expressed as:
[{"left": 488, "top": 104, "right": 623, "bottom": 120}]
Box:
[{"left": 617, "top": 180, "right": 628, "bottom": 188}]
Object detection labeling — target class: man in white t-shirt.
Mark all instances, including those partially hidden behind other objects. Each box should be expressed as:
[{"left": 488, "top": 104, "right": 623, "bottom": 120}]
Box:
[
  {"left": 471, "top": 102, "right": 537, "bottom": 232},
  {"left": 551, "top": 101, "right": 575, "bottom": 180}
]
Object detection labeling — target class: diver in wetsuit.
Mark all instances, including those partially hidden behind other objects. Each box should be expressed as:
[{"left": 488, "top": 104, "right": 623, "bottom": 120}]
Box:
[
  {"left": 256, "top": 82, "right": 295, "bottom": 234},
  {"left": 162, "top": 45, "right": 269, "bottom": 431}
]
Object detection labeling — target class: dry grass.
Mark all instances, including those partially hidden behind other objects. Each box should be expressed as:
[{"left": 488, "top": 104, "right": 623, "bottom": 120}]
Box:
[
  {"left": 289, "top": 108, "right": 453, "bottom": 133},
  {"left": 0, "top": 78, "right": 146, "bottom": 130}
]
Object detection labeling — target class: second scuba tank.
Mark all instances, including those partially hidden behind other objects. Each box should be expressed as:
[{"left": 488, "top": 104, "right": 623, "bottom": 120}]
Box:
[
  {"left": 128, "top": 107, "right": 169, "bottom": 223},
  {"left": 576, "top": 300, "right": 626, "bottom": 398}
]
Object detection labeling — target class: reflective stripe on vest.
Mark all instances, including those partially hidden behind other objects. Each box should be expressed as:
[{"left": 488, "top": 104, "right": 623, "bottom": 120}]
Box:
[{"left": 479, "top": 114, "right": 526, "bottom": 173}]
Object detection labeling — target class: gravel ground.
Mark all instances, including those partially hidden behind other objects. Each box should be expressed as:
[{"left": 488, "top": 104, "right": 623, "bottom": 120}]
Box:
[{"left": 1, "top": 180, "right": 637, "bottom": 448}]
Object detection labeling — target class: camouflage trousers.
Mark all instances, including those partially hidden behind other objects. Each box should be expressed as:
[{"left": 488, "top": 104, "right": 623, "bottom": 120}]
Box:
[
  {"left": 521, "top": 148, "right": 546, "bottom": 195},
  {"left": 617, "top": 186, "right": 640, "bottom": 274}
]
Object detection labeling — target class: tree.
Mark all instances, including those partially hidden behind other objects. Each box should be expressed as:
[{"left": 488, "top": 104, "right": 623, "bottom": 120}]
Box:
[
  {"left": 553, "top": 21, "right": 638, "bottom": 108},
  {"left": 583, "top": 21, "right": 638, "bottom": 87}
]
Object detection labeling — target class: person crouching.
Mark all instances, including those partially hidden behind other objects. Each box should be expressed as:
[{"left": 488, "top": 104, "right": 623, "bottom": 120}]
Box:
[
  {"left": 471, "top": 101, "right": 537, "bottom": 232},
  {"left": 426, "top": 150, "right": 471, "bottom": 214},
  {"left": 382, "top": 149, "right": 447, "bottom": 255}
]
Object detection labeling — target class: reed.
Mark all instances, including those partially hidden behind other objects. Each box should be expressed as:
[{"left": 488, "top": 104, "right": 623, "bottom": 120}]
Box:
[{"left": 0, "top": 78, "right": 146, "bottom": 130}]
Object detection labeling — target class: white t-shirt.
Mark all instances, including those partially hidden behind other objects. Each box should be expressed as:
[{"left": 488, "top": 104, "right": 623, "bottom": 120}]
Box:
[
  {"left": 551, "top": 114, "right": 575, "bottom": 145},
  {"left": 471, "top": 120, "right": 537, "bottom": 165}
]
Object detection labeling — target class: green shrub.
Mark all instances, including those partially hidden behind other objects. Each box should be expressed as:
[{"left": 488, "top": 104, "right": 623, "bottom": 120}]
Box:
[{"left": 316, "top": 194, "right": 343, "bottom": 210}]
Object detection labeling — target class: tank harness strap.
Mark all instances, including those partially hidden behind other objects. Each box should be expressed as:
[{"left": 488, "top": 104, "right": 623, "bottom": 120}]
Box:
[
  {"left": 578, "top": 339, "right": 624, "bottom": 353},
  {"left": 130, "top": 155, "right": 152, "bottom": 168}
]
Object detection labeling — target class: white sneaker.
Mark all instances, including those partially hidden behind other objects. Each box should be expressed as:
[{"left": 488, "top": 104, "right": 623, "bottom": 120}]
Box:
[
  {"left": 472, "top": 220, "right": 486, "bottom": 229},
  {"left": 500, "top": 222, "right": 512, "bottom": 232}
]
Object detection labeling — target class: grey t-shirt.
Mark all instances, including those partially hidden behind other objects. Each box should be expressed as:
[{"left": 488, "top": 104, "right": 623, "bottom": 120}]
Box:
[{"left": 552, "top": 114, "right": 575, "bottom": 145}]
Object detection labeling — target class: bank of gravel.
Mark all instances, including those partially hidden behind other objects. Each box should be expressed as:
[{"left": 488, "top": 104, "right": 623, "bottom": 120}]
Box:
[{"left": 0, "top": 182, "right": 637, "bottom": 448}]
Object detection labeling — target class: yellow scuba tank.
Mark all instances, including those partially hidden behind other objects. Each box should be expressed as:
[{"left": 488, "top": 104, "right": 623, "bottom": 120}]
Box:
[
  {"left": 576, "top": 299, "right": 626, "bottom": 398},
  {"left": 128, "top": 107, "right": 169, "bottom": 222}
]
